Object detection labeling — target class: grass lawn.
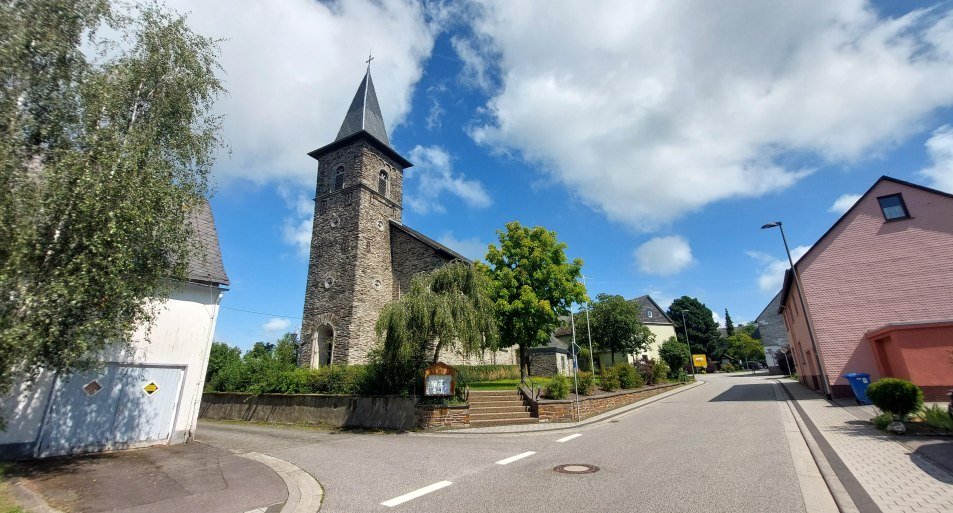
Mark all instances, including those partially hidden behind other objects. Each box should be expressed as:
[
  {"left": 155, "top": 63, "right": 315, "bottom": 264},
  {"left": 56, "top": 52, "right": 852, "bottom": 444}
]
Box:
[
  {"left": 468, "top": 377, "right": 553, "bottom": 390},
  {"left": 0, "top": 463, "right": 25, "bottom": 513}
]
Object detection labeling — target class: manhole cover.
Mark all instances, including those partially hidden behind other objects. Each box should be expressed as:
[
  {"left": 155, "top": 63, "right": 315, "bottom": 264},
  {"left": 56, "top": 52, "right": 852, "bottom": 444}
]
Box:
[{"left": 553, "top": 464, "right": 599, "bottom": 474}]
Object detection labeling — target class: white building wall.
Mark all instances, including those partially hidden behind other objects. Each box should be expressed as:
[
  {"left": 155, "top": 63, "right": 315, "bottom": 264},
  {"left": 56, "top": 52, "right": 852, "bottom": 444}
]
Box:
[{"left": 0, "top": 282, "right": 223, "bottom": 457}]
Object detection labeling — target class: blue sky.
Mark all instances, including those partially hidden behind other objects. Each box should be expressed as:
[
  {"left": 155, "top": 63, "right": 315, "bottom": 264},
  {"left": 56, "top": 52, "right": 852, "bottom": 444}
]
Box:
[{"left": 169, "top": 1, "right": 953, "bottom": 351}]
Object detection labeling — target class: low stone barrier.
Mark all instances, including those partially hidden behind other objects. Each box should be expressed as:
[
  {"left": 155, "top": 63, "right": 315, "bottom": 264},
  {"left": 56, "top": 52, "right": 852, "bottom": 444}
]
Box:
[
  {"left": 414, "top": 404, "right": 470, "bottom": 429},
  {"left": 200, "top": 393, "right": 472, "bottom": 430},
  {"left": 535, "top": 382, "right": 682, "bottom": 422}
]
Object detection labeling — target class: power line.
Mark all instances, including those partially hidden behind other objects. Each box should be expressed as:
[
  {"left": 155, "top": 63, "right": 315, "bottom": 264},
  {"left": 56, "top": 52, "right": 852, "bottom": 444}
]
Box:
[{"left": 220, "top": 306, "right": 302, "bottom": 320}]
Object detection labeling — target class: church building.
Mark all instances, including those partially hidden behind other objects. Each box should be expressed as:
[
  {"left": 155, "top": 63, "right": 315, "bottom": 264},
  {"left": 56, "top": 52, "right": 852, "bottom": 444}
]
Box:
[{"left": 299, "top": 67, "right": 514, "bottom": 368}]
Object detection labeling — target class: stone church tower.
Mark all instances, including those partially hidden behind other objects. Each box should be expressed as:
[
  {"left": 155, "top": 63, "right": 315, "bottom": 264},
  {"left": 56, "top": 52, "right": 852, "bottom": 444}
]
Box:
[
  {"left": 299, "top": 67, "right": 412, "bottom": 367},
  {"left": 300, "top": 67, "right": 516, "bottom": 368}
]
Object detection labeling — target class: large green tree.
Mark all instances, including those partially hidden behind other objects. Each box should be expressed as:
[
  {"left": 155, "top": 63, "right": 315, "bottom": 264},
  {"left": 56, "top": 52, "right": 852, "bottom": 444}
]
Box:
[
  {"left": 667, "top": 296, "right": 720, "bottom": 357},
  {"left": 576, "top": 294, "right": 654, "bottom": 364},
  {"left": 483, "top": 222, "right": 586, "bottom": 380},
  {"left": 0, "top": 0, "right": 224, "bottom": 404},
  {"left": 376, "top": 261, "right": 498, "bottom": 367},
  {"left": 724, "top": 308, "right": 734, "bottom": 336},
  {"left": 726, "top": 332, "right": 765, "bottom": 365}
]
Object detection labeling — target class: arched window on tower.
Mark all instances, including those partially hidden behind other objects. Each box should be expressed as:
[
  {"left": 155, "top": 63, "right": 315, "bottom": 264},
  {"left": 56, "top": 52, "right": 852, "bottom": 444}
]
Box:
[
  {"left": 334, "top": 166, "right": 345, "bottom": 190},
  {"left": 378, "top": 170, "right": 389, "bottom": 197}
]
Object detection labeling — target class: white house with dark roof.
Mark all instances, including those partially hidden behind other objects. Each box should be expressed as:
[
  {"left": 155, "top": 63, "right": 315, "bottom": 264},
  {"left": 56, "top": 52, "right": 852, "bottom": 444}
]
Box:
[
  {"left": 0, "top": 201, "right": 229, "bottom": 458},
  {"left": 546, "top": 294, "right": 676, "bottom": 371}
]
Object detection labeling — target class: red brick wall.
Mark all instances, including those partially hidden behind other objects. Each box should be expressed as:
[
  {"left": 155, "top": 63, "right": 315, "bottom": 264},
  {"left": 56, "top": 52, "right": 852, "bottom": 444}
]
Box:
[
  {"left": 536, "top": 383, "right": 681, "bottom": 422},
  {"left": 415, "top": 404, "right": 469, "bottom": 429},
  {"left": 786, "top": 180, "right": 953, "bottom": 391}
]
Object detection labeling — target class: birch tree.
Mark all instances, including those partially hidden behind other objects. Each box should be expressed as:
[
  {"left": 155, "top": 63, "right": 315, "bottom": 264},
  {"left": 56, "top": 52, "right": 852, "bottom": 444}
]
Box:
[{"left": 0, "top": 0, "right": 224, "bottom": 412}]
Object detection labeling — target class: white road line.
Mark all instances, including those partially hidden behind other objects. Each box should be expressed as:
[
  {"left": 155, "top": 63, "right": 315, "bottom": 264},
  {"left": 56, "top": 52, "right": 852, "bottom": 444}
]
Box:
[
  {"left": 381, "top": 481, "right": 453, "bottom": 508},
  {"left": 495, "top": 451, "right": 536, "bottom": 465},
  {"left": 556, "top": 433, "right": 582, "bottom": 443}
]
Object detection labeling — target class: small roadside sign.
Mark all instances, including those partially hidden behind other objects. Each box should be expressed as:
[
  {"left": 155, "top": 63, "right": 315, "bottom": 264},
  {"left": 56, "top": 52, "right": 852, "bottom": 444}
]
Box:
[
  {"left": 692, "top": 354, "right": 708, "bottom": 368},
  {"left": 143, "top": 382, "right": 159, "bottom": 396}
]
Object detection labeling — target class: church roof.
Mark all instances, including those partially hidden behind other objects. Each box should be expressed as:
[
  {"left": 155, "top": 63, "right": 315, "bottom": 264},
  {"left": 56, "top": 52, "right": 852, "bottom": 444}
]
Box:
[
  {"left": 390, "top": 221, "right": 470, "bottom": 263},
  {"left": 336, "top": 68, "right": 389, "bottom": 146}
]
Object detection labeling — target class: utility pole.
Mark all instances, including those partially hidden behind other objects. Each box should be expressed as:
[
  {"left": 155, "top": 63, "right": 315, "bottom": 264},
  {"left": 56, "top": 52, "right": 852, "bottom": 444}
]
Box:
[
  {"left": 679, "top": 310, "right": 696, "bottom": 378},
  {"left": 581, "top": 274, "right": 595, "bottom": 372}
]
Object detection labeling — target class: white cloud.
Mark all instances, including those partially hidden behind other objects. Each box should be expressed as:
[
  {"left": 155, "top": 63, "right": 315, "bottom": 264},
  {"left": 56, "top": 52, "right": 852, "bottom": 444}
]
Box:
[
  {"left": 460, "top": 2, "right": 953, "bottom": 230},
  {"left": 262, "top": 317, "right": 292, "bottom": 333},
  {"left": 829, "top": 193, "right": 862, "bottom": 214},
  {"left": 748, "top": 245, "right": 811, "bottom": 293},
  {"left": 278, "top": 187, "right": 314, "bottom": 258},
  {"left": 163, "top": 0, "right": 438, "bottom": 185},
  {"left": 634, "top": 236, "right": 694, "bottom": 276},
  {"left": 712, "top": 311, "right": 722, "bottom": 326},
  {"left": 437, "top": 233, "right": 488, "bottom": 261},
  {"left": 406, "top": 145, "right": 492, "bottom": 214},
  {"left": 920, "top": 124, "right": 953, "bottom": 193}
]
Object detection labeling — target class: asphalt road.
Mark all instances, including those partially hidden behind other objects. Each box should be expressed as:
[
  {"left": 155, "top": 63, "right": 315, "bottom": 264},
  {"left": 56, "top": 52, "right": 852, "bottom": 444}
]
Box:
[{"left": 197, "top": 373, "right": 806, "bottom": 513}]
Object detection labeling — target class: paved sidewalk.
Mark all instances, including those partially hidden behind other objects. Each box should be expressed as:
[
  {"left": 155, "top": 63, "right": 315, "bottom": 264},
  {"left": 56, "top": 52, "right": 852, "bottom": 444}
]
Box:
[
  {"left": 781, "top": 379, "right": 953, "bottom": 513},
  {"left": 8, "top": 442, "right": 288, "bottom": 513}
]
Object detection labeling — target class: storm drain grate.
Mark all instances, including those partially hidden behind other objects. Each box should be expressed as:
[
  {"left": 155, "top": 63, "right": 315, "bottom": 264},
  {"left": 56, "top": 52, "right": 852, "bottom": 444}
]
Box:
[{"left": 553, "top": 464, "right": 599, "bottom": 474}]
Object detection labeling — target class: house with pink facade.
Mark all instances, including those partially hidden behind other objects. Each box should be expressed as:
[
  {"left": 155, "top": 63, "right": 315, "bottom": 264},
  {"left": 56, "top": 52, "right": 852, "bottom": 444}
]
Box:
[{"left": 779, "top": 176, "right": 953, "bottom": 401}]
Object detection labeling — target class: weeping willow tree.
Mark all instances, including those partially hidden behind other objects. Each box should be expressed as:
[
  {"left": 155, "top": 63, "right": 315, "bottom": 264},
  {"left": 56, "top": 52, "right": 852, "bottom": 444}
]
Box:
[{"left": 374, "top": 261, "right": 498, "bottom": 389}]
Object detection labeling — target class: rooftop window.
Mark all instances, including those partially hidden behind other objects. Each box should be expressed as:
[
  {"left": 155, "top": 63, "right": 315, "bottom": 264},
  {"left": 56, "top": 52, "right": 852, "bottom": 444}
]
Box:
[{"left": 877, "top": 193, "right": 910, "bottom": 221}]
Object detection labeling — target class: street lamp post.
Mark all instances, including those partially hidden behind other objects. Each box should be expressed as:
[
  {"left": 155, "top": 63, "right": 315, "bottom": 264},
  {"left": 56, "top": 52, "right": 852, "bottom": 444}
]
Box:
[
  {"left": 679, "top": 310, "right": 696, "bottom": 378},
  {"left": 761, "top": 221, "right": 832, "bottom": 399}
]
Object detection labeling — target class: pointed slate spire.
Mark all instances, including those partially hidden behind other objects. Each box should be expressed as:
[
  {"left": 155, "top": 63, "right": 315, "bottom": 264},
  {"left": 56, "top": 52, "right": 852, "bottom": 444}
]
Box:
[{"left": 335, "top": 68, "right": 390, "bottom": 147}]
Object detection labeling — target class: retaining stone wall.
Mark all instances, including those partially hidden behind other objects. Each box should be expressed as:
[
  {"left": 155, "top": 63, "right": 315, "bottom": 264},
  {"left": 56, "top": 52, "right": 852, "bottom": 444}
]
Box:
[
  {"left": 200, "top": 392, "right": 473, "bottom": 431},
  {"left": 535, "top": 383, "right": 681, "bottom": 422}
]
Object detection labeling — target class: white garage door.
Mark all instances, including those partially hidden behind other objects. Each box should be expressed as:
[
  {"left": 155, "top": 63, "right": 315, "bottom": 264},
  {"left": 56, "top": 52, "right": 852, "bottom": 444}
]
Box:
[{"left": 38, "top": 363, "right": 184, "bottom": 457}]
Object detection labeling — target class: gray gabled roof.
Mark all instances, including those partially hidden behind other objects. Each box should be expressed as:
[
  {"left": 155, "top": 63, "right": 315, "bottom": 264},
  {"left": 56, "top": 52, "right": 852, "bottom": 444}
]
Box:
[
  {"left": 186, "top": 201, "right": 229, "bottom": 287},
  {"left": 628, "top": 295, "right": 674, "bottom": 325},
  {"left": 335, "top": 68, "right": 389, "bottom": 147},
  {"left": 389, "top": 221, "right": 470, "bottom": 263}
]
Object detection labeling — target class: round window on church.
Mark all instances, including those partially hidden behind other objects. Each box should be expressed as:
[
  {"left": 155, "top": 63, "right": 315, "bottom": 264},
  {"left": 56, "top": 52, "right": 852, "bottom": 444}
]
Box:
[
  {"left": 373, "top": 278, "right": 382, "bottom": 290},
  {"left": 330, "top": 213, "right": 340, "bottom": 228},
  {"left": 324, "top": 275, "right": 334, "bottom": 289},
  {"left": 377, "top": 219, "right": 385, "bottom": 231}
]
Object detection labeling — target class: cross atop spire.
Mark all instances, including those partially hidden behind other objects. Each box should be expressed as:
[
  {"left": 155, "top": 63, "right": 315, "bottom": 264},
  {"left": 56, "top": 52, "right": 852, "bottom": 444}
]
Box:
[
  {"left": 365, "top": 50, "right": 374, "bottom": 69},
  {"left": 334, "top": 65, "right": 389, "bottom": 146}
]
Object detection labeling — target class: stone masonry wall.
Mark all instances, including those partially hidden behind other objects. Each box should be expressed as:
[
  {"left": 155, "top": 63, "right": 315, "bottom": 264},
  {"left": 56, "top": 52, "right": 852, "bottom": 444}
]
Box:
[
  {"left": 414, "top": 404, "right": 470, "bottom": 429},
  {"left": 535, "top": 383, "right": 681, "bottom": 422}
]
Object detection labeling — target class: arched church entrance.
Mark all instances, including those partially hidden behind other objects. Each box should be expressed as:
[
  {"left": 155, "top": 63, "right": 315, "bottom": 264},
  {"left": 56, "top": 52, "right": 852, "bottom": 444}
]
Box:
[{"left": 311, "top": 325, "right": 334, "bottom": 368}]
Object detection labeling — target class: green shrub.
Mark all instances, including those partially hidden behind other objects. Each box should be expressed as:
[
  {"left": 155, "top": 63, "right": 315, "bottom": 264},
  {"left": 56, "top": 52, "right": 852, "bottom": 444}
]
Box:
[
  {"left": 873, "top": 412, "right": 893, "bottom": 430},
  {"left": 546, "top": 374, "right": 570, "bottom": 399},
  {"left": 575, "top": 371, "right": 595, "bottom": 395},
  {"left": 652, "top": 360, "right": 669, "bottom": 383},
  {"left": 918, "top": 404, "right": 953, "bottom": 431},
  {"left": 616, "top": 363, "right": 644, "bottom": 390},
  {"left": 721, "top": 362, "right": 736, "bottom": 373},
  {"left": 659, "top": 337, "right": 690, "bottom": 378},
  {"left": 307, "top": 365, "right": 368, "bottom": 394},
  {"left": 866, "top": 378, "right": 923, "bottom": 419},
  {"left": 674, "top": 369, "right": 691, "bottom": 383},
  {"left": 455, "top": 365, "right": 520, "bottom": 382},
  {"left": 600, "top": 366, "right": 621, "bottom": 392},
  {"left": 633, "top": 360, "right": 654, "bottom": 385}
]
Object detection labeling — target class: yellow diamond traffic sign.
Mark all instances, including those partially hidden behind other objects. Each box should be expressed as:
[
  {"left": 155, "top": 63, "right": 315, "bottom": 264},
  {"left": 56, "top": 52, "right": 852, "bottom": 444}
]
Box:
[{"left": 143, "top": 382, "right": 159, "bottom": 396}]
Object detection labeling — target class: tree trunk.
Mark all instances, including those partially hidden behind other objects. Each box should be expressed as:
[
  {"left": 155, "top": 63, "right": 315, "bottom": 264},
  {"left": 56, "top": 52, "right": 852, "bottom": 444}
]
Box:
[
  {"left": 611, "top": 351, "right": 615, "bottom": 364},
  {"left": 519, "top": 344, "right": 527, "bottom": 382}
]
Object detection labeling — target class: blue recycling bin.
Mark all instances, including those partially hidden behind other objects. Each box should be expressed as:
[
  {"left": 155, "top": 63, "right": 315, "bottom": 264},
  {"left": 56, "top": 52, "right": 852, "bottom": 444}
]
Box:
[{"left": 843, "top": 373, "right": 873, "bottom": 405}]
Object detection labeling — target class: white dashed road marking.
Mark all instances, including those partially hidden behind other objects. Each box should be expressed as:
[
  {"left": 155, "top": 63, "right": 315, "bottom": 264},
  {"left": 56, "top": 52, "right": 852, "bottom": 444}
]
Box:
[
  {"left": 556, "top": 434, "right": 582, "bottom": 443},
  {"left": 381, "top": 481, "right": 453, "bottom": 507},
  {"left": 495, "top": 451, "right": 536, "bottom": 465}
]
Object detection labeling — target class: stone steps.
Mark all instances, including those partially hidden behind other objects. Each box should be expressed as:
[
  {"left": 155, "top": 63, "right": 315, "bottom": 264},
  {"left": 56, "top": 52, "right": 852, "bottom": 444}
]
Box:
[
  {"left": 466, "top": 388, "right": 538, "bottom": 427},
  {"left": 468, "top": 417, "right": 539, "bottom": 427}
]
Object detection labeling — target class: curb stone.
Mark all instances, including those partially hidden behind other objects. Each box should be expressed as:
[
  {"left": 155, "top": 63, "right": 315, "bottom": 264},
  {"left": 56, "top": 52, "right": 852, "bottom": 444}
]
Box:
[{"left": 241, "top": 452, "right": 324, "bottom": 513}]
